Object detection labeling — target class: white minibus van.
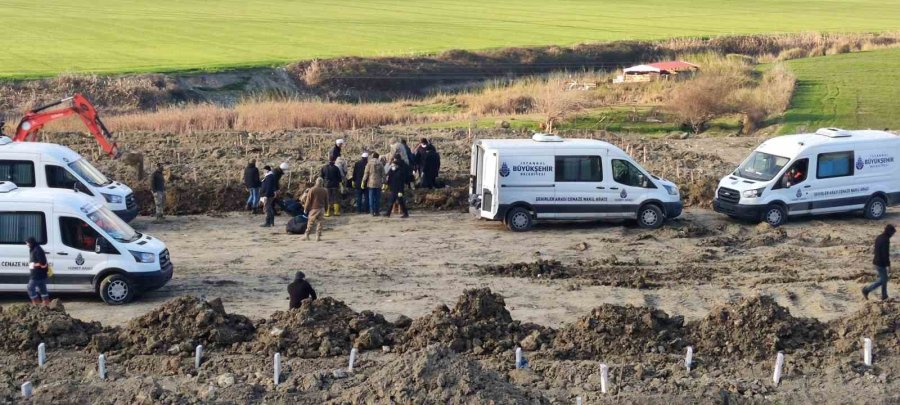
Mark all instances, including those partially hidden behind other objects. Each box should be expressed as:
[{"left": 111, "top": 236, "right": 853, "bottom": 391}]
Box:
[
  {"left": 0, "top": 182, "right": 172, "bottom": 304},
  {"left": 0, "top": 136, "right": 139, "bottom": 222},
  {"left": 714, "top": 128, "right": 900, "bottom": 226},
  {"left": 470, "top": 134, "right": 682, "bottom": 231}
]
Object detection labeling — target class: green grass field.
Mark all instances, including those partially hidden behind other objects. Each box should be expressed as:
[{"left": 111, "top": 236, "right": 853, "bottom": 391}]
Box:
[
  {"left": 781, "top": 48, "right": 900, "bottom": 133},
  {"left": 2, "top": 0, "right": 899, "bottom": 78}
]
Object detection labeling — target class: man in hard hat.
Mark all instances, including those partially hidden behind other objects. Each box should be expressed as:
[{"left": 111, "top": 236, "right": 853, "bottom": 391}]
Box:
[{"left": 330, "top": 139, "right": 344, "bottom": 161}]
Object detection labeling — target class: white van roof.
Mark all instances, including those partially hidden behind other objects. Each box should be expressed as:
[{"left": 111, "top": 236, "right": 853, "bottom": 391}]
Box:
[
  {"left": 477, "top": 135, "right": 627, "bottom": 155},
  {"left": 0, "top": 185, "right": 102, "bottom": 213},
  {"left": 0, "top": 137, "right": 84, "bottom": 164},
  {"left": 757, "top": 129, "right": 897, "bottom": 157}
]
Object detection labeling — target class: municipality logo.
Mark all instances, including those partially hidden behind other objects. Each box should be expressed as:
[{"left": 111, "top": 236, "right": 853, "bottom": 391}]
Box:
[
  {"left": 796, "top": 188, "right": 803, "bottom": 198},
  {"left": 75, "top": 253, "right": 85, "bottom": 266},
  {"left": 620, "top": 189, "right": 628, "bottom": 199},
  {"left": 856, "top": 157, "right": 864, "bottom": 170},
  {"left": 499, "top": 162, "right": 511, "bottom": 177}
]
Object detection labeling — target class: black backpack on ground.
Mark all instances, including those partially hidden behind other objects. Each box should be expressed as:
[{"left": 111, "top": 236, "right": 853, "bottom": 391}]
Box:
[{"left": 285, "top": 214, "right": 309, "bottom": 234}]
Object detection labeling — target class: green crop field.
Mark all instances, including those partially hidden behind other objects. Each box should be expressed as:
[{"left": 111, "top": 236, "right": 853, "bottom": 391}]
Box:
[
  {"left": 781, "top": 48, "right": 900, "bottom": 133},
  {"left": 1, "top": 0, "right": 899, "bottom": 78}
]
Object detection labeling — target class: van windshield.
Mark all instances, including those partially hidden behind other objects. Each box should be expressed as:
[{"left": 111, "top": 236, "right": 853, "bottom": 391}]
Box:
[
  {"left": 86, "top": 206, "right": 139, "bottom": 243},
  {"left": 68, "top": 159, "right": 111, "bottom": 187},
  {"left": 735, "top": 151, "right": 790, "bottom": 181}
]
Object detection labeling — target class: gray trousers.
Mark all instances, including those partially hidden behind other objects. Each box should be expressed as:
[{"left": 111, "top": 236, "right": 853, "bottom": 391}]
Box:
[{"left": 863, "top": 265, "right": 889, "bottom": 300}]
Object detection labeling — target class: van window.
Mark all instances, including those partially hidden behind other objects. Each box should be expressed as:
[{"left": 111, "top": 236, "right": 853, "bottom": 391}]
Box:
[
  {"left": 0, "top": 160, "right": 36, "bottom": 187},
  {"left": 612, "top": 160, "right": 657, "bottom": 188},
  {"left": 817, "top": 151, "right": 854, "bottom": 179},
  {"left": 775, "top": 158, "right": 809, "bottom": 189},
  {"left": 60, "top": 217, "right": 100, "bottom": 252},
  {"left": 0, "top": 212, "right": 46, "bottom": 245},
  {"left": 46, "top": 165, "right": 79, "bottom": 189},
  {"left": 555, "top": 156, "right": 602, "bottom": 182},
  {"left": 736, "top": 151, "right": 790, "bottom": 181}
]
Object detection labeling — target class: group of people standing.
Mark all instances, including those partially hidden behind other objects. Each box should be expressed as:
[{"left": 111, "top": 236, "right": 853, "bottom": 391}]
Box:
[{"left": 243, "top": 160, "right": 289, "bottom": 228}]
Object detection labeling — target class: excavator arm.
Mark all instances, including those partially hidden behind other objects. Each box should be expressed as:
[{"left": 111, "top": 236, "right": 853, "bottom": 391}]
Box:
[{"left": 13, "top": 93, "right": 121, "bottom": 159}]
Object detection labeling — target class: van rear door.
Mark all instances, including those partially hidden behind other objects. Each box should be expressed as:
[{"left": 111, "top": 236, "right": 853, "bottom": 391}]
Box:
[{"left": 480, "top": 150, "right": 500, "bottom": 218}]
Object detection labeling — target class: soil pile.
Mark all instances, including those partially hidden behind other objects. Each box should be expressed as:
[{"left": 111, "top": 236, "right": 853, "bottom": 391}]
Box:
[
  {"left": 404, "top": 288, "right": 553, "bottom": 354},
  {"left": 829, "top": 299, "right": 899, "bottom": 355},
  {"left": 551, "top": 304, "right": 685, "bottom": 359},
  {"left": 335, "top": 345, "right": 547, "bottom": 404},
  {"left": 687, "top": 295, "right": 825, "bottom": 360},
  {"left": 246, "top": 297, "right": 396, "bottom": 357},
  {"left": 114, "top": 296, "right": 255, "bottom": 355},
  {"left": 0, "top": 302, "right": 103, "bottom": 352},
  {"left": 478, "top": 260, "right": 570, "bottom": 279}
]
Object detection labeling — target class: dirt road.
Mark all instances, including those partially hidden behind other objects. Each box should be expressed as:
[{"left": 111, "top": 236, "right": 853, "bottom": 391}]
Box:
[{"left": 25, "top": 207, "right": 885, "bottom": 327}]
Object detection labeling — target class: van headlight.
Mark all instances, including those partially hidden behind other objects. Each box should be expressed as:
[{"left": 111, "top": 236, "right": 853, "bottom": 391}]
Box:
[
  {"left": 663, "top": 184, "right": 678, "bottom": 195},
  {"left": 102, "top": 193, "right": 123, "bottom": 204},
  {"left": 742, "top": 188, "right": 765, "bottom": 198},
  {"left": 129, "top": 250, "right": 156, "bottom": 263}
]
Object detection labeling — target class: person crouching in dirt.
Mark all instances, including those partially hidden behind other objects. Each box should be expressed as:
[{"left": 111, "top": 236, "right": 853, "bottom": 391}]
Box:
[
  {"left": 288, "top": 271, "right": 317, "bottom": 309},
  {"left": 320, "top": 158, "right": 343, "bottom": 217},
  {"left": 243, "top": 159, "right": 261, "bottom": 213},
  {"left": 260, "top": 165, "right": 277, "bottom": 227},
  {"left": 303, "top": 178, "right": 329, "bottom": 241},
  {"left": 26, "top": 237, "right": 50, "bottom": 306},
  {"left": 863, "top": 224, "right": 894, "bottom": 300},
  {"left": 151, "top": 163, "right": 166, "bottom": 222},
  {"left": 384, "top": 154, "right": 410, "bottom": 218}
]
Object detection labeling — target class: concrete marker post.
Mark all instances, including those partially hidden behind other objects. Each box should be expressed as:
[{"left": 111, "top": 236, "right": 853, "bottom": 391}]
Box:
[
  {"left": 21, "top": 382, "right": 33, "bottom": 399},
  {"left": 685, "top": 346, "right": 693, "bottom": 372},
  {"left": 599, "top": 363, "right": 609, "bottom": 394},
  {"left": 38, "top": 343, "right": 46, "bottom": 368},
  {"left": 98, "top": 354, "right": 107, "bottom": 380},
  {"left": 515, "top": 347, "right": 523, "bottom": 369},
  {"left": 863, "top": 338, "right": 873, "bottom": 366},
  {"left": 195, "top": 345, "right": 203, "bottom": 370},
  {"left": 772, "top": 352, "right": 784, "bottom": 386},
  {"left": 348, "top": 348, "right": 358, "bottom": 372},
  {"left": 576, "top": 395, "right": 582, "bottom": 405},
  {"left": 274, "top": 353, "right": 281, "bottom": 386}
]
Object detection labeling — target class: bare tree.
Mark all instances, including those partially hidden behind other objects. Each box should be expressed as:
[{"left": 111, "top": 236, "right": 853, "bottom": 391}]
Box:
[{"left": 534, "top": 80, "right": 588, "bottom": 133}]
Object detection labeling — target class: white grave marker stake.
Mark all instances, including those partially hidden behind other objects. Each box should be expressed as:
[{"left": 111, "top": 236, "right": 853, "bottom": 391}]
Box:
[
  {"left": 515, "top": 347, "right": 523, "bottom": 369},
  {"left": 599, "top": 363, "right": 609, "bottom": 394},
  {"left": 576, "top": 396, "right": 582, "bottom": 405},
  {"left": 685, "top": 346, "right": 693, "bottom": 372},
  {"left": 348, "top": 348, "right": 358, "bottom": 372},
  {"left": 38, "top": 343, "right": 46, "bottom": 367},
  {"left": 195, "top": 345, "right": 203, "bottom": 369},
  {"left": 21, "top": 382, "right": 33, "bottom": 399},
  {"left": 863, "top": 338, "right": 873, "bottom": 366},
  {"left": 772, "top": 352, "right": 784, "bottom": 386},
  {"left": 273, "top": 353, "right": 281, "bottom": 385},
  {"left": 98, "top": 354, "right": 107, "bottom": 380}
]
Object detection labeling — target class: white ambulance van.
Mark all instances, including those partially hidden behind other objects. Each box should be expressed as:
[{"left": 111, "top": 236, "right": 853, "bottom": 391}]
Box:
[
  {"left": 0, "top": 182, "right": 172, "bottom": 304},
  {"left": 469, "top": 134, "right": 683, "bottom": 231},
  {"left": 714, "top": 128, "right": 900, "bottom": 227},
  {"left": 0, "top": 136, "right": 139, "bottom": 222}
]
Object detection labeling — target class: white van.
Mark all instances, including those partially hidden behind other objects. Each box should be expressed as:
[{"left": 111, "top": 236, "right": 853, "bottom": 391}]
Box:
[
  {"left": 469, "top": 134, "right": 682, "bottom": 231},
  {"left": 0, "top": 136, "right": 139, "bottom": 222},
  {"left": 0, "top": 182, "right": 172, "bottom": 304},
  {"left": 714, "top": 128, "right": 900, "bottom": 226}
]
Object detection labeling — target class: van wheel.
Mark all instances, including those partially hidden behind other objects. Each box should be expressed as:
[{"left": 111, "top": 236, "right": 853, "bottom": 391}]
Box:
[
  {"left": 637, "top": 204, "right": 664, "bottom": 229},
  {"left": 763, "top": 205, "right": 787, "bottom": 227},
  {"left": 506, "top": 207, "right": 533, "bottom": 232},
  {"left": 864, "top": 196, "right": 887, "bottom": 220},
  {"left": 100, "top": 274, "right": 134, "bottom": 305}
]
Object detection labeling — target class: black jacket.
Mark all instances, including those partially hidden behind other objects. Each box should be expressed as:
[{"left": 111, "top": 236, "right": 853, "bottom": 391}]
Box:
[
  {"left": 873, "top": 232, "right": 891, "bottom": 267},
  {"left": 260, "top": 173, "right": 277, "bottom": 198},
  {"left": 29, "top": 244, "right": 48, "bottom": 280},
  {"left": 423, "top": 147, "right": 441, "bottom": 176},
  {"left": 151, "top": 170, "right": 165, "bottom": 192},
  {"left": 272, "top": 168, "right": 284, "bottom": 191},
  {"left": 386, "top": 163, "right": 407, "bottom": 193},
  {"left": 352, "top": 158, "right": 368, "bottom": 189},
  {"left": 320, "top": 163, "right": 342, "bottom": 188},
  {"left": 243, "top": 164, "right": 261, "bottom": 188},
  {"left": 329, "top": 145, "right": 342, "bottom": 161},
  {"left": 288, "top": 279, "right": 317, "bottom": 309}
]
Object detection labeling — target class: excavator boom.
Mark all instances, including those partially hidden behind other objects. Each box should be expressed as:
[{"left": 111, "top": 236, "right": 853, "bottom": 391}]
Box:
[{"left": 13, "top": 93, "right": 121, "bottom": 159}]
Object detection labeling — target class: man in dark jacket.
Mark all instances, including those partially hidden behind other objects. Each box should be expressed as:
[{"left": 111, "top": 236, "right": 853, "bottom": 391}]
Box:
[
  {"left": 413, "top": 138, "right": 429, "bottom": 177},
  {"left": 260, "top": 166, "right": 277, "bottom": 227},
  {"left": 151, "top": 163, "right": 166, "bottom": 221},
  {"left": 864, "top": 224, "right": 894, "bottom": 300},
  {"left": 320, "top": 158, "right": 343, "bottom": 217},
  {"left": 421, "top": 144, "right": 441, "bottom": 189},
  {"left": 288, "top": 271, "right": 317, "bottom": 309},
  {"left": 384, "top": 155, "right": 409, "bottom": 218},
  {"left": 26, "top": 237, "right": 50, "bottom": 306},
  {"left": 244, "top": 159, "right": 261, "bottom": 213},
  {"left": 330, "top": 139, "right": 344, "bottom": 161},
  {"left": 352, "top": 152, "right": 370, "bottom": 213}
]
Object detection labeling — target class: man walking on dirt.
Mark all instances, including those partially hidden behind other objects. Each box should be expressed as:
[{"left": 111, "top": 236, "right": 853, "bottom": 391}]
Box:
[
  {"left": 863, "top": 224, "right": 894, "bottom": 300},
  {"left": 151, "top": 163, "right": 166, "bottom": 222},
  {"left": 288, "top": 271, "right": 317, "bottom": 308},
  {"left": 362, "top": 152, "right": 385, "bottom": 216},
  {"left": 243, "top": 159, "right": 261, "bottom": 213},
  {"left": 303, "top": 178, "right": 329, "bottom": 241},
  {"left": 352, "top": 152, "right": 370, "bottom": 213},
  {"left": 320, "top": 158, "right": 343, "bottom": 217},
  {"left": 260, "top": 165, "right": 277, "bottom": 227}
]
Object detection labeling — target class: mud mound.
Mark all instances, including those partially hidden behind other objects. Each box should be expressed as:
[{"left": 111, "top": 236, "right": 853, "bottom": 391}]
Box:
[
  {"left": 115, "top": 296, "right": 255, "bottom": 355},
  {"left": 479, "top": 260, "right": 570, "bottom": 279},
  {"left": 0, "top": 302, "right": 103, "bottom": 352},
  {"left": 552, "top": 304, "right": 685, "bottom": 360},
  {"left": 829, "top": 299, "right": 899, "bottom": 355},
  {"left": 404, "top": 288, "right": 553, "bottom": 354},
  {"left": 246, "top": 297, "right": 395, "bottom": 358},
  {"left": 687, "top": 295, "right": 825, "bottom": 360},
  {"left": 335, "top": 345, "right": 547, "bottom": 404}
]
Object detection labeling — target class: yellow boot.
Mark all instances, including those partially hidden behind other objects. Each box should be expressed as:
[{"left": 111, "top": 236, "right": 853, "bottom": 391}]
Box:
[
  {"left": 325, "top": 205, "right": 332, "bottom": 217},
  {"left": 333, "top": 204, "right": 341, "bottom": 216}
]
